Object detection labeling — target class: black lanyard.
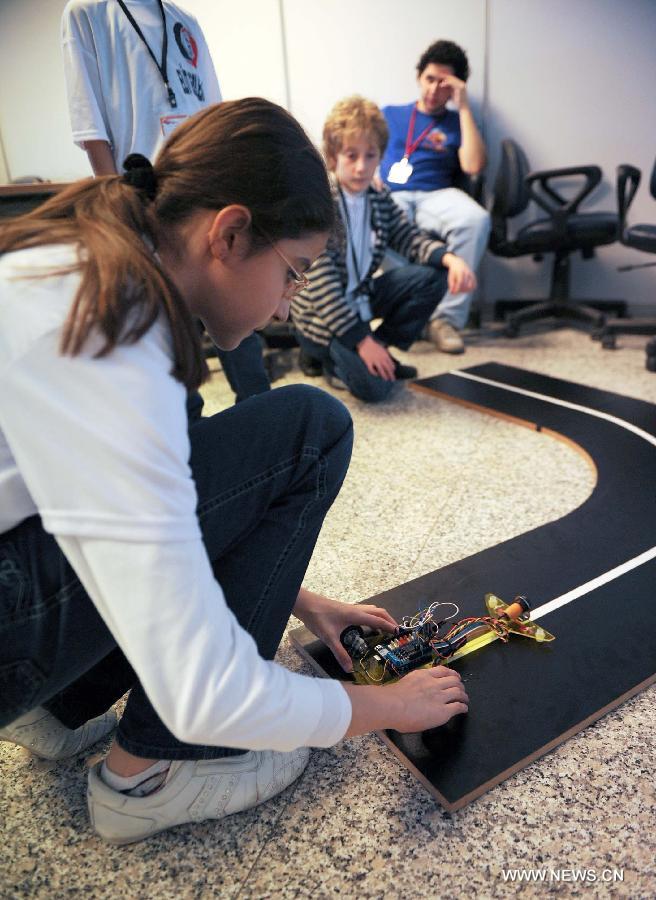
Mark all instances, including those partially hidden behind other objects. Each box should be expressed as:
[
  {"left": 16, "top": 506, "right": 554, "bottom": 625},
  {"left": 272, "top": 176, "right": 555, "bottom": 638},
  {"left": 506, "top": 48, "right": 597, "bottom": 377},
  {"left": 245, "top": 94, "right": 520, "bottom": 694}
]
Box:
[
  {"left": 338, "top": 186, "right": 370, "bottom": 288},
  {"left": 116, "top": 0, "right": 177, "bottom": 108}
]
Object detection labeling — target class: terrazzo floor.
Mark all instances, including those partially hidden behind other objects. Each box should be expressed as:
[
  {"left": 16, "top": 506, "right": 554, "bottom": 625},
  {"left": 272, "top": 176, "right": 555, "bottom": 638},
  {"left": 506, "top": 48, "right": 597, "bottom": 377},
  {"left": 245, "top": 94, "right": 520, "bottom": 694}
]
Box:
[{"left": 2, "top": 324, "right": 655, "bottom": 899}]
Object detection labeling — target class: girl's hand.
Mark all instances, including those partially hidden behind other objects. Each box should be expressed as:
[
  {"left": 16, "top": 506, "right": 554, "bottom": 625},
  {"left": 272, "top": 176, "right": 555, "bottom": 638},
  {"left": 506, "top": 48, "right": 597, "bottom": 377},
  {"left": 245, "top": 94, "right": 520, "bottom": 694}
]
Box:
[
  {"left": 343, "top": 666, "right": 469, "bottom": 736},
  {"left": 383, "top": 666, "right": 469, "bottom": 731},
  {"left": 294, "top": 588, "right": 397, "bottom": 672}
]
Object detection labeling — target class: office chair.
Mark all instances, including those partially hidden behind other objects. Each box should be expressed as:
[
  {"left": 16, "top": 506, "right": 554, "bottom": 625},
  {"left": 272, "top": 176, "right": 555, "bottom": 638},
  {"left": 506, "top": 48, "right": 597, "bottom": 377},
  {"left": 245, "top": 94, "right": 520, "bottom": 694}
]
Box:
[
  {"left": 597, "top": 158, "right": 656, "bottom": 370},
  {"left": 489, "top": 139, "right": 626, "bottom": 337}
]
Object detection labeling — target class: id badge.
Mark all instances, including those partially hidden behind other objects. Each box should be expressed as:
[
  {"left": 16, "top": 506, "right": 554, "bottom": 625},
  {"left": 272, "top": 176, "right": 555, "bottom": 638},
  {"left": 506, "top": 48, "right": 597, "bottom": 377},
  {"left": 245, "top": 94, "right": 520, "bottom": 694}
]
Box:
[
  {"left": 387, "top": 157, "right": 413, "bottom": 185},
  {"left": 354, "top": 294, "right": 373, "bottom": 322},
  {"left": 160, "top": 114, "right": 188, "bottom": 138}
]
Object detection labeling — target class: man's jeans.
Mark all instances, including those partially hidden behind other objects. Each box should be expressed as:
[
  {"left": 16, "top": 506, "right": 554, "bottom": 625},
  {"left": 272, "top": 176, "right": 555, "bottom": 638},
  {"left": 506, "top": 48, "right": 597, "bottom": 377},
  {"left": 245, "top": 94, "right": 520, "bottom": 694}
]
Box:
[
  {"left": 391, "top": 188, "right": 491, "bottom": 330},
  {"left": 0, "top": 385, "right": 352, "bottom": 759},
  {"left": 298, "top": 264, "right": 447, "bottom": 404}
]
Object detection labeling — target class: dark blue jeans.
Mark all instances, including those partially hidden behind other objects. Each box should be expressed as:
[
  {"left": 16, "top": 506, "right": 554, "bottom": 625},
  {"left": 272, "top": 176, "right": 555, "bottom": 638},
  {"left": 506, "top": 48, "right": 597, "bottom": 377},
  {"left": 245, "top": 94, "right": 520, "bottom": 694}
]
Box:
[
  {"left": 215, "top": 332, "right": 270, "bottom": 403},
  {"left": 298, "top": 264, "right": 447, "bottom": 403},
  {"left": 0, "top": 385, "right": 352, "bottom": 759}
]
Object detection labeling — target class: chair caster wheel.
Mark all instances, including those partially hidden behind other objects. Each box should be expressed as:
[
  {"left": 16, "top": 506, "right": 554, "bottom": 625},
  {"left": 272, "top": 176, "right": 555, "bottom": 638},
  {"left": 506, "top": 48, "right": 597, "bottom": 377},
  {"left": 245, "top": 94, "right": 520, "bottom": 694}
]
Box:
[
  {"left": 646, "top": 355, "right": 656, "bottom": 372},
  {"left": 601, "top": 335, "right": 616, "bottom": 350},
  {"left": 591, "top": 328, "right": 603, "bottom": 341},
  {"left": 504, "top": 323, "right": 519, "bottom": 338}
]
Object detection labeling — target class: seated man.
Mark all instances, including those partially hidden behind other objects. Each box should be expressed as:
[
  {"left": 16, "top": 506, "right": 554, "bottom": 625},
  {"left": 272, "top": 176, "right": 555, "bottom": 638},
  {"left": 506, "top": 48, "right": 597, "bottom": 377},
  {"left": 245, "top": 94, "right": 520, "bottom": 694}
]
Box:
[
  {"left": 380, "top": 39, "right": 490, "bottom": 353},
  {"left": 292, "top": 96, "right": 475, "bottom": 404}
]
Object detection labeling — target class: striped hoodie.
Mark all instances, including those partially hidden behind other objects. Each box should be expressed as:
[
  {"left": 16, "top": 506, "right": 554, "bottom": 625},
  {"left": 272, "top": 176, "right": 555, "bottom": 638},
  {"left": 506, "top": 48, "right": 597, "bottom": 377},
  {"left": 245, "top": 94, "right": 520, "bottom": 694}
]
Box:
[{"left": 291, "top": 180, "right": 447, "bottom": 348}]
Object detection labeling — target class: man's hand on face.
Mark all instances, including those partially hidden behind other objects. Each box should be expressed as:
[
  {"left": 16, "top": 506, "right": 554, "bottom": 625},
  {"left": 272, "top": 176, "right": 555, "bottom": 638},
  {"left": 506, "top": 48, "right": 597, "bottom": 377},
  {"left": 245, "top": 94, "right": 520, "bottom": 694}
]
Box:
[{"left": 437, "top": 74, "right": 469, "bottom": 110}]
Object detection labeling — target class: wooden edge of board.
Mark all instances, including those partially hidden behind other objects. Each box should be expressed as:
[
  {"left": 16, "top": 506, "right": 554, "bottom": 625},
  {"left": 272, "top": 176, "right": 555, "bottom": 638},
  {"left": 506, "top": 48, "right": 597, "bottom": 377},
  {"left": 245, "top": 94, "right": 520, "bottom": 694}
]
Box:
[
  {"left": 289, "top": 630, "right": 656, "bottom": 814},
  {"left": 439, "top": 672, "right": 656, "bottom": 811},
  {"left": 410, "top": 381, "right": 598, "bottom": 477}
]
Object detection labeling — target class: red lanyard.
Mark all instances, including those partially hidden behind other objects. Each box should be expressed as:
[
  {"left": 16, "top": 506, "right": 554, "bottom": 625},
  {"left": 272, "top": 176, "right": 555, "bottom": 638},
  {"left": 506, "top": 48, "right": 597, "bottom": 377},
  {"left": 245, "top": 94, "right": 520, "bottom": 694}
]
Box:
[{"left": 403, "top": 104, "right": 433, "bottom": 160}]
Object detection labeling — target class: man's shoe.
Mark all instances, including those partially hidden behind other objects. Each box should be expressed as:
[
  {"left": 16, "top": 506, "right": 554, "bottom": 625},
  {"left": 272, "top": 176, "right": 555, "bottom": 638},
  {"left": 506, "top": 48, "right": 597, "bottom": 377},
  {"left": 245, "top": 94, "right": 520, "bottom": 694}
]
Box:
[
  {"left": 426, "top": 319, "right": 465, "bottom": 354},
  {"left": 87, "top": 747, "right": 310, "bottom": 845},
  {"left": 391, "top": 357, "right": 418, "bottom": 380},
  {"left": 298, "top": 350, "right": 323, "bottom": 377},
  {"left": 0, "top": 706, "right": 117, "bottom": 760}
]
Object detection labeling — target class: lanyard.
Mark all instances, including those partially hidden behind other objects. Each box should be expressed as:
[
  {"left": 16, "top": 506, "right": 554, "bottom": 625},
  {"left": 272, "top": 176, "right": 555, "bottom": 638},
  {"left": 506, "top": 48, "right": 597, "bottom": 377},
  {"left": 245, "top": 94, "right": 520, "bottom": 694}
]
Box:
[
  {"left": 338, "top": 186, "right": 370, "bottom": 288},
  {"left": 403, "top": 104, "right": 434, "bottom": 161},
  {"left": 116, "top": 0, "right": 177, "bottom": 108}
]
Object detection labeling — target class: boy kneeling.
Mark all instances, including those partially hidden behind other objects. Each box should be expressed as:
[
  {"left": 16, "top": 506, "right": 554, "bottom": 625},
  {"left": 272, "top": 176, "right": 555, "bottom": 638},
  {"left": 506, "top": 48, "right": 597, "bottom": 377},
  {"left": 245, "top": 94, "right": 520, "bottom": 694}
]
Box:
[{"left": 292, "top": 96, "right": 475, "bottom": 403}]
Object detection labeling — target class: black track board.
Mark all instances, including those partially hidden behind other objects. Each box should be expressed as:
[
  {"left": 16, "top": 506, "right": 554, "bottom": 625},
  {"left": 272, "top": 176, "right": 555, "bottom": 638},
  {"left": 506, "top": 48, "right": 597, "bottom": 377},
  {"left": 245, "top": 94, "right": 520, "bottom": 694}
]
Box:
[{"left": 290, "top": 364, "right": 656, "bottom": 810}]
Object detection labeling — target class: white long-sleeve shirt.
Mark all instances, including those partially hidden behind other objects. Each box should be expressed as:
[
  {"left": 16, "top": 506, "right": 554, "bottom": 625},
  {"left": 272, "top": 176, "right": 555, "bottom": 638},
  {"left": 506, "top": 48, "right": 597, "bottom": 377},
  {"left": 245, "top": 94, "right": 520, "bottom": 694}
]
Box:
[{"left": 0, "top": 244, "right": 351, "bottom": 750}]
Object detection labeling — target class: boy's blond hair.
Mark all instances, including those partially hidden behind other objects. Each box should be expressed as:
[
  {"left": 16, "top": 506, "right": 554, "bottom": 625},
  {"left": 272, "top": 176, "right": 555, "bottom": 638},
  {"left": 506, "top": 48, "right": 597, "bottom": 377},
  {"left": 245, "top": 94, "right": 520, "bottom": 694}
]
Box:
[{"left": 322, "top": 95, "right": 389, "bottom": 170}]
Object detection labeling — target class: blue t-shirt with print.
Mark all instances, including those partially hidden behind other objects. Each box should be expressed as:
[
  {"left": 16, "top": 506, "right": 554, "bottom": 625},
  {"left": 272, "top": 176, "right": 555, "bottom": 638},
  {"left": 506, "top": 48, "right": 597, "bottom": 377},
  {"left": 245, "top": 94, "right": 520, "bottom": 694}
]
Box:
[{"left": 381, "top": 103, "right": 461, "bottom": 192}]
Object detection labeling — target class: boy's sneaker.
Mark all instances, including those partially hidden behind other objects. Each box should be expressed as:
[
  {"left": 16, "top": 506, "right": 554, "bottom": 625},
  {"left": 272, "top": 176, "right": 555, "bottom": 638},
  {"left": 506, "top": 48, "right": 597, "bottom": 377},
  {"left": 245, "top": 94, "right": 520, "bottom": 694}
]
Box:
[
  {"left": 426, "top": 319, "right": 465, "bottom": 354},
  {"left": 391, "top": 358, "right": 418, "bottom": 380},
  {"left": 322, "top": 360, "right": 348, "bottom": 391},
  {"left": 87, "top": 747, "right": 310, "bottom": 845},
  {"left": 298, "top": 350, "right": 323, "bottom": 377},
  {"left": 0, "top": 706, "right": 117, "bottom": 760},
  {"left": 324, "top": 372, "right": 348, "bottom": 391}
]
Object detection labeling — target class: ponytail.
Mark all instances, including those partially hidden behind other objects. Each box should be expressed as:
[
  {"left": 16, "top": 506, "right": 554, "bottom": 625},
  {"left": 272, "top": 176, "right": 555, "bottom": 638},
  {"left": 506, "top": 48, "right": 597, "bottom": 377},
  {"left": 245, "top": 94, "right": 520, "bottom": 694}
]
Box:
[{"left": 0, "top": 98, "right": 334, "bottom": 391}]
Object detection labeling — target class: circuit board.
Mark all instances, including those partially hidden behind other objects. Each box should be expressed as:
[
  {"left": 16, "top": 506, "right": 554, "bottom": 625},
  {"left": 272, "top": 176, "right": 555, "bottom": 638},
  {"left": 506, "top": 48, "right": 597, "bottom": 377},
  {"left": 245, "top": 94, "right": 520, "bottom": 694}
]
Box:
[{"left": 342, "top": 593, "right": 554, "bottom": 685}]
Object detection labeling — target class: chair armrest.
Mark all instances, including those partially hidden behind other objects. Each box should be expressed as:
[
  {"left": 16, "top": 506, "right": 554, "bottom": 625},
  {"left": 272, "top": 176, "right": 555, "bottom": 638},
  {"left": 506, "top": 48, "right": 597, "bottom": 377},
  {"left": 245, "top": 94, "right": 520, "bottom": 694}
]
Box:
[
  {"left": 616, "top": 164, "right": 641, "bottom": 231},
  {"left": 466, "top": 172, "right": 485, "bottom": 205},
  {"left": 524, "top": 165, "right": 602, "bottom": 220},
  {"left": 453, "top": 169, "right": 486, "bottom": 205}
]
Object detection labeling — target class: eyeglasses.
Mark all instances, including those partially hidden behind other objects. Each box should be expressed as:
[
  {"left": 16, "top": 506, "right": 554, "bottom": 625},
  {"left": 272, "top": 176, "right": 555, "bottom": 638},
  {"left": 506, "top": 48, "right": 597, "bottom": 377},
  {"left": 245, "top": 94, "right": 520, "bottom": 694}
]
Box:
[{"left": 269, "top": 242, "right": 310, "bottom": 295}]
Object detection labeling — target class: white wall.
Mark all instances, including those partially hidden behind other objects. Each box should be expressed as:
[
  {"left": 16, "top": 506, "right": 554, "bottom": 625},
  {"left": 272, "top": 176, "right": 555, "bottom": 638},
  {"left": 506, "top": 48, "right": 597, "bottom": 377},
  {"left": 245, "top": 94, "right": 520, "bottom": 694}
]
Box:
[
  {"left": 186, "top": 0, "right": 288, "bottom": 106},
  {"left": 282, "top": 0, "right": 485, "bottom": 147},
  {"left": 0, "top": 0, "right": 81, "bottom": 180},
  {"left": 0, "top": 0, "right": 654, "bottom": 308},
  {"left": 0, "top": 129, "right": 9, "bottom": 183},
  {"left": 483, "top": 0, "right": 656, "bottom": 311}
]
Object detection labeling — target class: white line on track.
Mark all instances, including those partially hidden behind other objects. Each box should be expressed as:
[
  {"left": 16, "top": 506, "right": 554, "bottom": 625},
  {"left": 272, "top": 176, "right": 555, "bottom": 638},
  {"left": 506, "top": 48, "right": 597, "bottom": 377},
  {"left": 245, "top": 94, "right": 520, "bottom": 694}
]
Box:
[{"left": 450, "top": 370, "right": 656, "bottom": 620}]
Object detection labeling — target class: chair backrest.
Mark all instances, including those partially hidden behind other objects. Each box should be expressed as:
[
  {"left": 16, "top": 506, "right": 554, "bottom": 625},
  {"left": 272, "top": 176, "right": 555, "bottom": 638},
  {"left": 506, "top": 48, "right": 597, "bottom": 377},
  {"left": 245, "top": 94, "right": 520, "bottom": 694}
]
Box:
[{"left": 491, "top": 139, "right": 531, "bottom": 219}]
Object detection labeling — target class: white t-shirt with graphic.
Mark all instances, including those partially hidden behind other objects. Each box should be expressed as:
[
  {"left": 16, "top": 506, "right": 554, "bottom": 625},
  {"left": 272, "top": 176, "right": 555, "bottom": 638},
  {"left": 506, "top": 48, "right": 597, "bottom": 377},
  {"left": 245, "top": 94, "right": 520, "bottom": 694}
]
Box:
[
  {"left": 62, "top": 0, "right": 222, "bottom": 169},
  {"left": 0, "top": 244, "right": 351, "bottom": 752}
]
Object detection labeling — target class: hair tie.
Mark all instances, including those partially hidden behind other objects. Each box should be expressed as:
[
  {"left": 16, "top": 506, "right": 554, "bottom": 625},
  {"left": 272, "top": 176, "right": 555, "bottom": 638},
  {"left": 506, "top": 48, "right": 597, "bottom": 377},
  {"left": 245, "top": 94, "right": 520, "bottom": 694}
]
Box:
[{"left": 122, "top": 153, "right": 158, "bottom": 200}]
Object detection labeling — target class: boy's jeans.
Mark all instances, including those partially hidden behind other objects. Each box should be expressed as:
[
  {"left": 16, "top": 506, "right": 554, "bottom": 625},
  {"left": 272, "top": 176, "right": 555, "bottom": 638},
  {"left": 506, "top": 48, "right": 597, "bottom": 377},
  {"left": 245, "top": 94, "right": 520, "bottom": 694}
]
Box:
[
  {"left": 0, "top": 385, "right": 352, "bottom": 759},
  {"left": 298, "top": 263, "right": 447, "bottom": 404}
]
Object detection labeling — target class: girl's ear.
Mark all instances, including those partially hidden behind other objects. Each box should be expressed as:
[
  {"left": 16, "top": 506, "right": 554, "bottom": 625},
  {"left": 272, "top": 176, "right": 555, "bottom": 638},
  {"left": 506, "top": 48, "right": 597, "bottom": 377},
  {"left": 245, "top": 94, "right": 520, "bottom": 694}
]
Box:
[{"left": 207, "top": 205, "right": 253, "bottom": 260}]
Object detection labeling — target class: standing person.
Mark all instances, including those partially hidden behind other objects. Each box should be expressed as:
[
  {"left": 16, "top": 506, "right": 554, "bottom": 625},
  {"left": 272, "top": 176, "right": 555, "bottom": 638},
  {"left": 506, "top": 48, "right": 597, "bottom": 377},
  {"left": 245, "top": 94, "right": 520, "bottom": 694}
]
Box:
[
  {"left": 380, "top": 40, "right": 490, "bottom": 353},
  {"left": 0, "top": 99, "right": 469, "bottom": 844},
  {"left": 292, "top": 96, "right": 476, "bottom": 404},
  {"left": 61, "top": 0, "right": 269, "bottom": 402}
]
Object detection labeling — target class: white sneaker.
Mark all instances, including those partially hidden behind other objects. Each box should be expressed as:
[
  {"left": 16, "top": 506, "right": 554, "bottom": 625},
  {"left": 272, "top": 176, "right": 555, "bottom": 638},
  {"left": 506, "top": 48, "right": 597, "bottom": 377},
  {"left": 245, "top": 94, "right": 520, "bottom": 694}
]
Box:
[
  {"left": 0, "top": 706, "right": 117, "bottom": 760},
  {"left": 426, "top": 318, "right": 465, "bottom": 354},
  {"left": 87, "top": 747, "right": 310, "bottom": 845}
]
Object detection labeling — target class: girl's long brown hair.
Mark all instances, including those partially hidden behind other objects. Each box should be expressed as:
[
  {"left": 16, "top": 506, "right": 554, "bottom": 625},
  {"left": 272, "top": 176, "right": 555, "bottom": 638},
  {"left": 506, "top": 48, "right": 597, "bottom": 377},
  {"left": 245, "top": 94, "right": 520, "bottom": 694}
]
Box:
[{"left": 0, "top": 98, "right": 335, "bottom": 390}]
